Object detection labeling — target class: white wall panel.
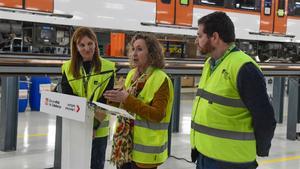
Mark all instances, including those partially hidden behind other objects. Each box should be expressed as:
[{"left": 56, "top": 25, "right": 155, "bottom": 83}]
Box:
[{"left": 0, "top": 0, "right": 299, "bottom": 42}]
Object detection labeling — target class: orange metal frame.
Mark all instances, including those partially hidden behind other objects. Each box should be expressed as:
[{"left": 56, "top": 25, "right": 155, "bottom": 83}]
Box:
[
  {"left": 0, "top": 0, "right": 23, "bottom": 9},
  {"left": 156, "top": 0, "right": 175, "bottom": 24},
  {"left": 156, "top": 0, "right": 193, "bottom": 26},
  {"left": 273, "top": 0, "right": 288, "bottom": 34},
  {"left": 175, "top": 0, "right": 193, "bottom": 26},
  {"left": 110, "top": 33, "right": 126, "bottom": 57},
  {"left": 259, "top": 0, "right": 287, "bottom": 34},
  {"left": 0, "top": 0, "right": 54, "bottom": 13},
  {"left": 25, "top": 0, "right": 54, "bottom": 13}
]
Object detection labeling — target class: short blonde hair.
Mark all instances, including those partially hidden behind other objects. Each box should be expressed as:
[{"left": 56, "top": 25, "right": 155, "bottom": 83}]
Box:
[{"left": 128, "top": 33, "right": 165, "bottom": 69}]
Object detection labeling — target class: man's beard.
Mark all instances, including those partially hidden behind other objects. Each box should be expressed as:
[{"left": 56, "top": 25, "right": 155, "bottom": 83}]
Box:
[{"left": 199, "top": 40, "right": 214, "bottom": 55}]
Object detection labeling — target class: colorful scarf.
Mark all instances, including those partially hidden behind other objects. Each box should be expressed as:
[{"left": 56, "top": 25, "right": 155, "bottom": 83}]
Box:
[{"left": 110, "top": 67, "right": 153, "bottom": 167}]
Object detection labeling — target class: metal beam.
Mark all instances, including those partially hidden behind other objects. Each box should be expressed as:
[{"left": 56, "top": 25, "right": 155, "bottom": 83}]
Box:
[
  {"left": 0, "top": 76, "right": 18, "bottom": 151},
  {"left": 273, "top": 77, "right": 285, "bottom": 123},
  {"left": 287, "top": 78, "right": 299, "bottom": 140},
  {"left": 172, "top": 76, "right": 181, "bottom": 133},
  {"left": 1, "top": 56, "right": 300, "bottom": 76}
]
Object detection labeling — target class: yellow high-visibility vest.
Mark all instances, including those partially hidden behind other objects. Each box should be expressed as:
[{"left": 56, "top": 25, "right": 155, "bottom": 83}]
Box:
[
  {"left": 62, "top": 57, "right": 115, "bottom": 137},
  {"left": 125, "top": 67, "right": 174, "bottom": 164},
  {"left": 191, "top": 49, "right": 260, "bottom": 163}
]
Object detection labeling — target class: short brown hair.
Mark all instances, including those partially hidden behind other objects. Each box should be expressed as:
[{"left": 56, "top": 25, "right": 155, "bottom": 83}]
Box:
[
  {"left": 128, "top": 33, "right": 165, "bottom": 69},
  {"left": 70, "top": 27, "right": 101, "bottom": 78},
  {"left": 198, "top": 12, "right": 235, "bottom": 43}
]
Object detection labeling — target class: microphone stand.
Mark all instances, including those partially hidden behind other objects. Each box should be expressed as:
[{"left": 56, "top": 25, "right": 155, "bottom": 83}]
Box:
[
  {"left": 52, "top": 67, "right": 120, "bottom": 169},
  {"left": 53, "top": 68, "right": 118, "bottom": 93},
  {"left": 87, "top": 71, "right": 116, "bottom": 110}
]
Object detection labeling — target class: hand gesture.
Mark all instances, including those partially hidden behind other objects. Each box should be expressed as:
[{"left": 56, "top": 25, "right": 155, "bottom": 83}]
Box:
[{"left": 104, "top": 89, "right": 129, "bottom": 103}]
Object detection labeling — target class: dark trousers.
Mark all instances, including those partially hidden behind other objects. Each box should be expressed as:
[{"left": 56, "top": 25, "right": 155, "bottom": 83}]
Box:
[
  {"left": 91, "top": 136, "right": 108, "bottom": 169},
  {"left": 196, "top": 152, "right": 258, "bottom": 169},
  {"left": 118, "top": 162, "right": 157, "bottom": 169}
]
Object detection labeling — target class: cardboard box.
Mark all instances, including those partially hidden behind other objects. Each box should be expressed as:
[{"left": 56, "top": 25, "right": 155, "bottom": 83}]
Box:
[{"left": 181, "top": 76, "right": 194, "bottom": 87}]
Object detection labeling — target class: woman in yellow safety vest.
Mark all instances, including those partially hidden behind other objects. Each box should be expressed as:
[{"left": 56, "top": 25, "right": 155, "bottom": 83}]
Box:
[
  {"left": 104, "top": 33, "right": 174, "bottom": 169},
  {"left": 61, "top": 27, "right": 115, "bottom": 169}
]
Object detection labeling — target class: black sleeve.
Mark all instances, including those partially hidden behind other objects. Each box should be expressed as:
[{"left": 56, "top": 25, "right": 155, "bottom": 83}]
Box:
[
  {"left": 61, "top": 72, "right": 75, "bottom": 95},
  {"left": 237, "top": 62, "right": 276, "bottom": 157},
  {"left": 97, "top": 74, "right": 115, "bottom": 103},
  {"left": 93, "top": 73, "right": 114, "bottom": 130}
]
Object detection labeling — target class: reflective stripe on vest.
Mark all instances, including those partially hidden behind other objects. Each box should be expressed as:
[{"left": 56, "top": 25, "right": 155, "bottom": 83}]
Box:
[
  {"left": 191, "top": 49, "right": 258, "bottom": 163},
  {"left": 99, "top": 120, "right": 109, "bottom": 128},
  {"left": 134, "top": 120, "right": 169, "bottom": 130},
  {"left": 191, "top": 121, "right": 255, "bottom": 140},
  {"left": 196, "top": 89, "right": 245, "bottom": 108},
  {"left": 134, "top": 142, "right": 168, "bottom": 154}
]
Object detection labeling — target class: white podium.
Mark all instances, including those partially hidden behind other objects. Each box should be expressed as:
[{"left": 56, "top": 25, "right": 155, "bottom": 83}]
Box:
[{"left": 40, "top": 91, "right": 93, "bottom": 169}]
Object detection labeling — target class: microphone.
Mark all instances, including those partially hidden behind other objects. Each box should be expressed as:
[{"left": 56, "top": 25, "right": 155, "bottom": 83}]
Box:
[
  {"left": 67, "top": 69, "right": 116, "bottom": 83},
  {"left": 88, "top": 67, "right": 121, "bottom": 104},
  {"left": 53, "top": 67, "right": 121, "bottom": 93},
  {"left": 88, "top": 67, "right": 121, "bottom": 131}
]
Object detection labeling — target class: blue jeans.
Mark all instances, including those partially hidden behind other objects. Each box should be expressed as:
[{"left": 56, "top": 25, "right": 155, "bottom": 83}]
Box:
[
  {"left": 91, "top": 136, "right": 108, "bottom": 169},
  {"left": 196, "top": 152, "right": 258, "bottom": 169}
]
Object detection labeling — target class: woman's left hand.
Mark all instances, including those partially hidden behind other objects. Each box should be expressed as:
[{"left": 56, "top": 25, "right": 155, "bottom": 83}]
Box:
[
  {"left": 104, "top": 89, "right": 129, "bottom": 103},
  {"left": 94, "top": 108, "right": 106, "bottom": 122}
]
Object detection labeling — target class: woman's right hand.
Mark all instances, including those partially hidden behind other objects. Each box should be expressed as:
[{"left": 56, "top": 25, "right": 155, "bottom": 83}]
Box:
[{"left": 104, "top": 89, "right": 129, "bottom": 103}]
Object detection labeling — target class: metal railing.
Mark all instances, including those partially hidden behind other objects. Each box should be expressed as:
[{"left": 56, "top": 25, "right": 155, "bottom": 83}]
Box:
[{"left": 1, "top": 54, "right": 300, "bottom": 76}]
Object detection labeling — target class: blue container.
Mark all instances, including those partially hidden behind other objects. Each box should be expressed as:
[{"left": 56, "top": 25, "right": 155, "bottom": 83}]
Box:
[
  {"left": 18, "top": 81, "right": 29, "bottom": 112},
  {"left": 29, "top": 76, "right": 51, "bottom": 111}
]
